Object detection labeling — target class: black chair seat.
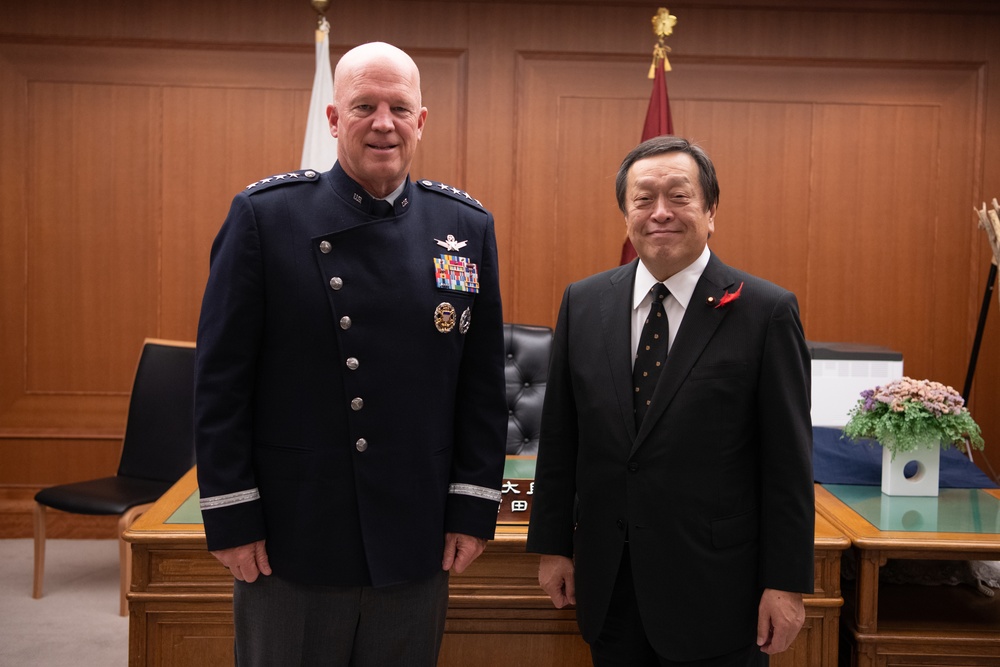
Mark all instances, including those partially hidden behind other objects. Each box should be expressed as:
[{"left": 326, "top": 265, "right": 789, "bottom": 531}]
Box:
[{"left": 34, "top": 476, "right": 175, "bottom": 516}]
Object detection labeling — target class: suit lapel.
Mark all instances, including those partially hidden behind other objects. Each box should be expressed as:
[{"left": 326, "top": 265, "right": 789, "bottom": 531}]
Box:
[
  {"left": 600, "top": 260, "right": 640, "bottom": 443},
  {"left": 633, "top": 253, "right": 739, "bottom": 448}
]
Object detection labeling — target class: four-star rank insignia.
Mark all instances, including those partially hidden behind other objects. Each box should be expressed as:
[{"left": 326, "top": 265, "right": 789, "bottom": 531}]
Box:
[
  {"left": 417, "top": 180, "right": 485, "bottom": 209},
  {"left": 245, "top": 170, "right": 319, "bottom": 193}
]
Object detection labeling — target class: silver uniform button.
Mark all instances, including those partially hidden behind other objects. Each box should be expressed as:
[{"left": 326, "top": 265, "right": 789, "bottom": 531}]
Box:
[
  {"left": 340, "top": 316, "right": 352, "bottom": 330},
  {"left": 351, "top": 397, "right": 364, "bottom": 411},
  {"left": 319, "top": 241, "right": 332, "bottom": 254},
  {"left": 329, "top": 277, "right": 343, "bottom": 290},
  {"left": 355, "top": 438, "right": 368, "bottom": 452},
  {"left": 346, "top": 357, "right": 359, "bottom": 370}
]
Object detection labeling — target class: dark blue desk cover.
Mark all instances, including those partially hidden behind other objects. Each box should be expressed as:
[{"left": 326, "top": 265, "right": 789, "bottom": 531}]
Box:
[{"left": 813, "top": 426, "right": 997, "bottom": 489}]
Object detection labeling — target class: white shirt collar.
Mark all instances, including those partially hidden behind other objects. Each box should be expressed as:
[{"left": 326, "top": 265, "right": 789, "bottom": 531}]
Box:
[
  {"left": 632, "top": 244, "right": 711, "bottom": 311},
  {"left": 379, "top": 180, "right": 406, "bottom": 206}
]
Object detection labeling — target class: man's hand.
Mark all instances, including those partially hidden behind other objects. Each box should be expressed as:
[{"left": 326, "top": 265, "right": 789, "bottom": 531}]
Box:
[
  {"left": 210, "top": 540, "right": 272, "bottom": 583},
  {"left": 757, "top": 588, "right": 805, "bottom": 654},
  {"left": 538, "top": 554, "right": 576, "bottom": 608},
  {"left": 442, "top": 532, "right": 487, "bottom": 574}
]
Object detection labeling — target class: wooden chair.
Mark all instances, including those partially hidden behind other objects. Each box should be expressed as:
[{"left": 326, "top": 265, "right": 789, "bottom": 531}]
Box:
[{"left": 32, "top": 338, "right": 197, "bottom": 616}]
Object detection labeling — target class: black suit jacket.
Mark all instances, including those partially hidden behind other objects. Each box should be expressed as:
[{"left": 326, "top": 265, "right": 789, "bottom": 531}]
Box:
[
  {"left": 195, "top": 164, "right": 508, "bottom": 588},
  {"left": 526, "top": 253, "right": 814, "bottom": 661}
]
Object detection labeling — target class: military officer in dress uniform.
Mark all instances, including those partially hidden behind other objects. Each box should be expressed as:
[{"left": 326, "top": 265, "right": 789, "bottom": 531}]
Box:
[{"left": 194, "top": 42, "right": 508, "bottom": 666}]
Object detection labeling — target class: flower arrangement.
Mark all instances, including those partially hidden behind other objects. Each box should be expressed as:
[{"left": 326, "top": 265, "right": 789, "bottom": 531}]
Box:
[{"left": 843, "top": 377, "right": 985, "bottom": 458}]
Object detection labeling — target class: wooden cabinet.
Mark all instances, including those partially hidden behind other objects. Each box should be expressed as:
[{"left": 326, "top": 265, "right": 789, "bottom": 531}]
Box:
[
  {"left": 125, "top": 471, "right": 848, "bottom": 666},
  {"left": 817, "top": 484, "right": 1000, "bottom": 666}
]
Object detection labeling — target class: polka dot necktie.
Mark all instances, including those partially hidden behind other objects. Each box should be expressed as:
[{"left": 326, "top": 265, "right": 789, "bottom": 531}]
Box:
[{"left": 633, "top": 283, "right": 670, "bottom": 429}]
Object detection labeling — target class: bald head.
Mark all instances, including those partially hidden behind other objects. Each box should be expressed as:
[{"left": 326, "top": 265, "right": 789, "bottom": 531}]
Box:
[
  {"left": 327, "top": 42, "right": 427, "bottom": 198},
  {"left": 334, "top": 42, "right": 422, "bottom": 107}
]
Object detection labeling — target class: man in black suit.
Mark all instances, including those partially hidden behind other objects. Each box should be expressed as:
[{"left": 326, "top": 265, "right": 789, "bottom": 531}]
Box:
[
  {"left": 194, "top": 42, "right": 507, "bottom": 666},
  {"left": 526, "top": 136, "right": 814, "bottom": 666}
]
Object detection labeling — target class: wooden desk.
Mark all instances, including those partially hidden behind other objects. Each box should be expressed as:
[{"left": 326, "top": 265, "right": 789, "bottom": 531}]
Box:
[
  {"left": 124, "top": 471, "right": 848, "bottom": 666},
  {"left": 816, "top": 484, "right": 1000, "bottom": 666}
]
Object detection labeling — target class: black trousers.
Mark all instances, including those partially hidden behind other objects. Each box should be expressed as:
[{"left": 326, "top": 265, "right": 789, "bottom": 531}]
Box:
[
  {"left": 233, "top": 570, "right": 449, "bottom": 667},
  {"left": 589, "top": 546, "right": 768, "bottom": 667}
]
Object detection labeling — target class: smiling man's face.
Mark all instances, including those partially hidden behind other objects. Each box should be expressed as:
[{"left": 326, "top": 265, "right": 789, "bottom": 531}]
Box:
[
  {"left": 327, "top": 45, "right": 427, "bottom": 198},
  {"left": 624, "top": 151, "right": 716, "bottom": 281}
]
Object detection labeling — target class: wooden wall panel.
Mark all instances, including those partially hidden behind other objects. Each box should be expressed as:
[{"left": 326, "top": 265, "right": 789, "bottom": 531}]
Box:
[
  {"left": 414, "top": 53, "right": 467, "bottom": 188},
  {"left": 3, "top": 0, "right": 1000, "bottom": 519},
  {"left": 0, "top": 45, "right": 30, "bottom": 434},
  {"left": 27, "top": 81, "right": 162, "bottom": 393},
  {"left": 808, "top": 103, "right": 939, "bottom": 356},
  {"left": 804, "top": 68, "right": 979, "bottom": 386},
  {"left": 555, "top": 95, "right": 644, "bottom": 274},
  {"left": 671, "top": 98, "right": 815, "bottom": 297},
  {"left": 0, "top": 438, "right": 121, "bottom": 485},
  {"left": 515, "top": 54, "right": 650, "bottom": 325}
]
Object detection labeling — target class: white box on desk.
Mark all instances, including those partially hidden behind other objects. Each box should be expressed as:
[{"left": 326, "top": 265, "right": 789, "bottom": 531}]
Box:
[{"left": 808, "top": 341, "right": 903, "bottom": 428}]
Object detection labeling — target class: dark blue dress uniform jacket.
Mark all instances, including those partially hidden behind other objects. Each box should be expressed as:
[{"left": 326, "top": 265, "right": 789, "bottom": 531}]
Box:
[{"left": 194, "top": 163, "right": 508, "bottom": 588}]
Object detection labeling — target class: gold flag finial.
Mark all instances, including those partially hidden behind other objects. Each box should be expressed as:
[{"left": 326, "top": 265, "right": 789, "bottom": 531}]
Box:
[
  {"left": 648, "top": 8, "right": 677, "bottom": 78},
  {"left": 311, "top": 0, "right": 331, "bottom": 37}
]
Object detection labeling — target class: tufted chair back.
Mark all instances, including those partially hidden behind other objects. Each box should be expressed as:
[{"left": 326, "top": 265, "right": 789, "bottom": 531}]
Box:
[{"left": 504, "top": 323, "right": 553, "bottom": 456}]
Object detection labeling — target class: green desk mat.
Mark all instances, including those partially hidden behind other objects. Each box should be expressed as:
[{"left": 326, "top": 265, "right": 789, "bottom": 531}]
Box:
[
  {"left": 167, "top": 457, "right": 538, "bottom": 524},
  {"left": 824, "top": 484, "right": 1000, "bottom": 534},
  {"left": 168, "top": 487, "right": 203, "bottom": 524}
]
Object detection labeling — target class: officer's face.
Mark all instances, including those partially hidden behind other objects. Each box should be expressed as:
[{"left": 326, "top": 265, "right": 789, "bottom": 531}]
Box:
[
  {"left": 624, "top": 152, "right": 715, "bottom": 281},
  {"left": 328, "top": 56, "right": 427, "bottom": 199}
]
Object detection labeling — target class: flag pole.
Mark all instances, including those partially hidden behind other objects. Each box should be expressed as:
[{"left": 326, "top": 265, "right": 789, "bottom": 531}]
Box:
[
  {"left": 620, "top": 8, "right": 678, "bottom": 266},
  {"left": 965, "top": 200, "right": 1000, "bottom": 404},
  {"left": 300, "top": 0, "right": 338, "bottom": 171}
]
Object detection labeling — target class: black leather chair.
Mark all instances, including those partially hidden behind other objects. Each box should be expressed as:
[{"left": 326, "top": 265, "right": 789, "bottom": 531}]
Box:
[
  {"left": 503, "top": 323, "right": 553, "bottom": 456},
  {"left": 32, "top": 339, "right": 197, "bottom": 616}
]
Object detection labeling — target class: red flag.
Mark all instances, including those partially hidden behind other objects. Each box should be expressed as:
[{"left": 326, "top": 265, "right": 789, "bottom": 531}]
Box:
[
  {"left": 642, "top": 62, "right": 674, "bottom": 140},
  {"left": 620, "top": 60, "right": 674, "bottom": 265}
]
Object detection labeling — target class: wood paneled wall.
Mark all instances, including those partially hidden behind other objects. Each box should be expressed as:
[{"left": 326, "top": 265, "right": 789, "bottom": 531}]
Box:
[{"left": 3, "top": 0, "right": 1000, "bottom": 530}]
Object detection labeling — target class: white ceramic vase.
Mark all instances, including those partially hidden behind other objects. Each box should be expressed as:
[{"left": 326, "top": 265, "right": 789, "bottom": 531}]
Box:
[{"left": 881, "top": 440, "right": 940, "bottom": 496}]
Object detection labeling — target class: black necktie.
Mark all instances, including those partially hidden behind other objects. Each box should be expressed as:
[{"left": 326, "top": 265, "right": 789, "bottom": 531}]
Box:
[
  {"left": 372, "top": 199, "right": 394, "bottom": 217},
  {"left": 633, "top": 283, "right": 670, "bottom": 428}
]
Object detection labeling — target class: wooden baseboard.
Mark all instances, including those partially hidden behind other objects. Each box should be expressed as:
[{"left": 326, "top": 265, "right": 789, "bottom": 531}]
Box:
[{"left": 0, "top": 488, "right": 117, "bottom": 539}]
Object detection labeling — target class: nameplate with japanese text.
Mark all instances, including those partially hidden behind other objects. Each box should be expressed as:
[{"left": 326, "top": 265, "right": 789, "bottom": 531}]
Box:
[{"left": 497, "top": 456, "right": 536, "bottom": 524}]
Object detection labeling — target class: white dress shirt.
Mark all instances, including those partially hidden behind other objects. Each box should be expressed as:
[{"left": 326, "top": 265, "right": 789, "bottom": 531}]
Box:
[{"left": 630, "top": 244, "right": 711, "bottom": 369}]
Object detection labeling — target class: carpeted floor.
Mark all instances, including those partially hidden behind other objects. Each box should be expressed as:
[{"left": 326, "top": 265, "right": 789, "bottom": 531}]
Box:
[{"left": 0, "top": 539, "right": 127, "bottom": 666}]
